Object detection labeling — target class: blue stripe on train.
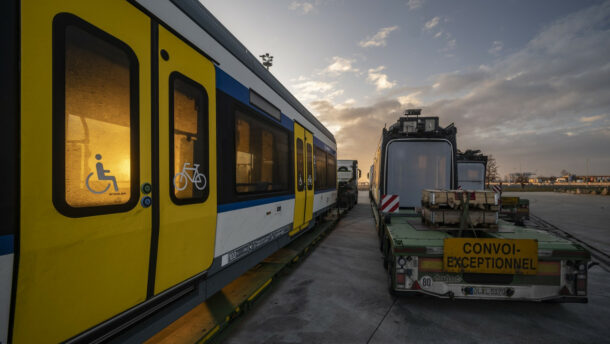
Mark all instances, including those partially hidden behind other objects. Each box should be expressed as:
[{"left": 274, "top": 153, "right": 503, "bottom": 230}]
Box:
[
  {"left": 0, "top": 235, "right": 14, "bottom": 256},
  {"left": 218, "top": 194, "right": 295, "bottom": 213},
  {"left": 215, "top": 66, "right": 293, "bottom": 131}
]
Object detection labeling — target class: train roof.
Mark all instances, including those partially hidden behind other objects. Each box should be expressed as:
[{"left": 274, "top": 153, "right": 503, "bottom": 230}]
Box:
[
  {"left": 457, "top": 149, "right": 488, "bottom": 163},
  {"left": 163, "top": 0, "right": 336, "bottom": 143},
  {"left": 381, "top": 111, "right": 457, "bottom": 143}
]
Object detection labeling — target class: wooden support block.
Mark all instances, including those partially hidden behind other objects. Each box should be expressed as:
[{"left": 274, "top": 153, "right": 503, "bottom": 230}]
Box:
[
  {"left": 422, "top": 189, "right": 498, "bottom": 210},
  {"left": 421, "top": 207, "right": 498, "bottom": 227}
]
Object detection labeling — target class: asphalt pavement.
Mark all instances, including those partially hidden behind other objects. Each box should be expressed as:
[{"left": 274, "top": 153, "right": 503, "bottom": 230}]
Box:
[
  {"left": 221, "top": 191, "right": 610, "bottom": 344},
  {"left": 504, "top": 191, "right": 610, "bottom": 257}
]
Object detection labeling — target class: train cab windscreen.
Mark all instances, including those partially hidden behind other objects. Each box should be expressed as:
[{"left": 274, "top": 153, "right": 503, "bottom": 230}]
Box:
[
  {"left": 386, "top": 141, "right": 452, "bottom": 207},
  {"left": 457, "top": 162, "right": 486, "bottom": 190}
]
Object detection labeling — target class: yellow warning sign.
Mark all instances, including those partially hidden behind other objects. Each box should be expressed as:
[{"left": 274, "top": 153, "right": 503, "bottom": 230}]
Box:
[{"left": 443, "top": 238, "right": 538, "bottom": 275}]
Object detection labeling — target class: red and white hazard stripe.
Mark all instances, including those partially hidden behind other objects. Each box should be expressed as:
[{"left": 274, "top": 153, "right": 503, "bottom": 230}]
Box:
[
  {"left": 491, "top": 184, "right": 502, "bottom": 194},
  {"left": 380, "top": 194, "right": 400, "bottom": 213}
]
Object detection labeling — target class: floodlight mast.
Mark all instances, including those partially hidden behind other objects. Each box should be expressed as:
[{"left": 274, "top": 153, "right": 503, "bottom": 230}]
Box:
[{"left": 259, "top": 53, "right": 273, "bottom": 70}]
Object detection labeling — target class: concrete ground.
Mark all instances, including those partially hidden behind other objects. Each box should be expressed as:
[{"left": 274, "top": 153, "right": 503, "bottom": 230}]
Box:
[
  {"left": 504, "top": 192, "right": 610, "bottom": 256},
  {"left": 222, "top": 192, "right": 610, "bottom": 344}
]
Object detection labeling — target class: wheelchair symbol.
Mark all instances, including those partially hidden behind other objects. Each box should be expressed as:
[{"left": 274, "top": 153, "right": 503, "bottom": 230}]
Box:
[{"left": 86, "top": 154, "right": 119, "bottom": 194}]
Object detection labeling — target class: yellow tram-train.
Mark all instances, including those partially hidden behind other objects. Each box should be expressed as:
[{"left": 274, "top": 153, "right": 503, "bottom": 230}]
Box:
[{"left": 0, "top": 0, "right": 337, "bottom": 342}]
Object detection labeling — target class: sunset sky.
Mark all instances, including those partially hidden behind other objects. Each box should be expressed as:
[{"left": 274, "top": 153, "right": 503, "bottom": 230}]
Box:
[{"left": 201, "top": 0, "right": 610, "bottom": 179}]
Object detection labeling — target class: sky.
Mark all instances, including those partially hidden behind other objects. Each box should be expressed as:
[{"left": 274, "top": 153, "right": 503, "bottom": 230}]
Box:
[{"left": 200, "top": 0, "right": 610, "bottom": 179}]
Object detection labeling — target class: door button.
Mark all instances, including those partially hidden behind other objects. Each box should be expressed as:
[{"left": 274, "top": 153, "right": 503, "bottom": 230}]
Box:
[
  {"left": 141, "top": 196, "right": 152, "bottom": 208},
  {"left": 141, "top": 182, "right": 152, "bottom": 194}
]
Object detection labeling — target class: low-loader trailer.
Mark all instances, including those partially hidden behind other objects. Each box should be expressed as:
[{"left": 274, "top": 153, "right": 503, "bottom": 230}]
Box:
[{"left": 370, "top": 110, "right": 590, "bottom": 302}]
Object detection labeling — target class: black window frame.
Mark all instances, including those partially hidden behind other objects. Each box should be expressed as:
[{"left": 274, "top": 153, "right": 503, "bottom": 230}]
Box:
[
  {"left": 314, "top": 145, "right": 327, "bottom": 190},
  {"left": 234, "top": 101, "right": 291, "bottom": 196},
  {"left": 0, "top": 0, "right": 18, "bottom": 236},
  {"left": 306, "top": 143, "right": 313, "bottom": 190},
  {"left": 169, "top": 71, "right": 210, "bottom": 205},
  {"left": 296, "top": 138, "right": 304, "bottom": 192},
  {"left": 326, "top": 152, "right": 337, "bottom": 189},
  {"left": 216, "top": 91, "right": 294, "bottom": 206},
  {"left": 52, "top": 13, "right": 140, "bottom": 218}
]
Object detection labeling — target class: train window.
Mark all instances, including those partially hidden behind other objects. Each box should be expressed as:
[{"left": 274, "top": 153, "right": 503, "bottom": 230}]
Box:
[
  {"left": 326, "top": 153, "right": 336, "bottom": 188},
  {"left": 296, "top": 139, "right": 304, "bottom": 192},
  {"left": 235, "top": 109, "right": 289, "bottom": 194},
  {"left": 306, "top": 143, "right": 313, "bottom": 190},
  {"left": 315, "top": 146, "right": 327, "bottom": 189},
  {"left": 53, "top": 13, "right": 139, "bottom": 216},
  {"left": 170, "top": 72, "right": 209, "bottom": 204}
]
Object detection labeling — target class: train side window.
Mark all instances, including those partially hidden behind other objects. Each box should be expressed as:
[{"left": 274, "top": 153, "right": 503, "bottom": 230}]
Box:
[
  {"left": 315, "top": 146, "right": 327, "bottom": 189},
  {"left": 306, "top": 143, "right": 313, "bottom": 190},
  {"left": 170, "top": 72, "right": 209, "bottom": 204},
  {"left": 235, "top": 109, "right": 289, "bottom": 194},
  {"left": 296, "top": 139, "right": 304, "bottom": 191},
  {"left": 326, "top": 153, "right": 336, "bottom": 188},
  {"left": 53, "top": 13, "right": 139, "bottom": 217}
]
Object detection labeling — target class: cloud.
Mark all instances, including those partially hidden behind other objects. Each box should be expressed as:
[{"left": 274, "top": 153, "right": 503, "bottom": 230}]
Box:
[
  {"left": 310, "top": 1, "right": 610, "bottom": 177},
  {"left": 407, "top": 0, "right": 424, "bottom": 10},
  {"left": 444, "top": 39, "right": 456, "bottom": 51},
  {"left": 310, "top": 98, "right": 404, "bottom": 164},
  {"left": 430, "top": 66, "right": 490, "bottom": 94},
  {"left": 367, "top": 66, "right": 397, "bottom": 90},
  {"left": 434, "top": 31, "right": 443, "bottom": 38},
  {"left": 358, "top": 26, "right": 399, "bottom": 48},
  {"left": 488, "top": 40, "right": 504, "bottom": 55},
  {"left": 289, "top": 1, "right": 315, "bottom": 14},
  {"left": 580, "top": 114, "right": 606, "bottom": 122},
  {"left": 424, "top": 2, "right": 610, "bottom": 174},
  {"left": 291, "top": 78, "right": 340, "bottom": 102},
  {"left": 320, "top": 56, "right": 358, "bottom": 76},
  {"left": 424, "top": 16, "right": 440, "bottom": 30},
  {"left": 398, "top": 91, "right": 423, "bottom": 106}
]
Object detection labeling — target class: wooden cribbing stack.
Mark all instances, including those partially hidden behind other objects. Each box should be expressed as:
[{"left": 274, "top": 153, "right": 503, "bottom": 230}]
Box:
[{"left": 421, "top": 189, "right": 499, "bottom": 230}]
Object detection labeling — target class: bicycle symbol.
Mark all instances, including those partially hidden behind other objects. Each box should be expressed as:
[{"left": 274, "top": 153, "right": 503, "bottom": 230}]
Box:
[
  {"left": 86, "top": 154, "right": 119, "bottom": 194},
  {"left": 174, "top": 162, "right": 207, "bottom": 191}
]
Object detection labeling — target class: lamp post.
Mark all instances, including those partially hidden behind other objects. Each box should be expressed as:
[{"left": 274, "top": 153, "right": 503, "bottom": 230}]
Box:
[{"left": 259, "top": 53, "right": 273, "bottom": 70}]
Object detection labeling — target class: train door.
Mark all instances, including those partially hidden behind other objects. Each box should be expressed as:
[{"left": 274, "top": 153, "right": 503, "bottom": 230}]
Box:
[
  {"left": 16, "top": 1, "right": 152, "bottom": 343},
  {"left": 153, "top": 25, "right": 217, "bottom": 294},
  {"left": 304, "top": 132, "right": 315, "bottom": 224},
  {"left": 292, "top": 123, "right": 314, "bottom": 235}
]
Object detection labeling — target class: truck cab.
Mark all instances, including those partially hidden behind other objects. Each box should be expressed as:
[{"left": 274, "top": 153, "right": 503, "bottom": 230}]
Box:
[{"left": 337, "top": 160, "right": 360, "bottom": 209}]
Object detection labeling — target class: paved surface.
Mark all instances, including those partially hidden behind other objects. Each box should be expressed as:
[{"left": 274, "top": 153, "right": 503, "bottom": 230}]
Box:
[
  {"left": 504, "top": 192, "right": 610, "bottom": 256},
  {"left": 221, "top": 192, "right": 610, "bottom": 344}
]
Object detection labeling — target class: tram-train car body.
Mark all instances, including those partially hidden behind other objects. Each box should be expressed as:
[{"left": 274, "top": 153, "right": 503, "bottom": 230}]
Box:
[
  {"left": 456, "top": 150, "right": 488, "bottom": 190},
  {"left": 0, "top": 0, "right": 337, "bottom": 342}
]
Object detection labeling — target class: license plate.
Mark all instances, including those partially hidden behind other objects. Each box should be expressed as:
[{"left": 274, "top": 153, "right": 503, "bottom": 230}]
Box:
[
  {"left": 443, "top": 238, "right": 538, "bottom": 275},
  {"left": 463, "top": 286, "right": 508, "bottom": 296}
]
